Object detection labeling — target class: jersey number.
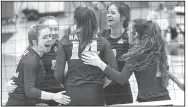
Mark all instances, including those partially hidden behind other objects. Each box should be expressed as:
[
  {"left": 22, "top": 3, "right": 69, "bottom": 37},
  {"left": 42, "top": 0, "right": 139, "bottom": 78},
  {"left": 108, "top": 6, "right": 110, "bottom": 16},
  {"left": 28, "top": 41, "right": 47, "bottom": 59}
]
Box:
[{"left": 70, "top": 40, "right": 98, "bottom": 59}]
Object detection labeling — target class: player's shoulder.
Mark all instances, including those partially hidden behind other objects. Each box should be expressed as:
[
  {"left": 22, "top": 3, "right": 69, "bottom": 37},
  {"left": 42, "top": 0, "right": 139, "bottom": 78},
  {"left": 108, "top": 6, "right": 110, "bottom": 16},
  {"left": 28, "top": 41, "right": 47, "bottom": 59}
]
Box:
[
  {"left": 59, "top": 35, "right": 70, "bottom": 45},
  {"left": 99, "top": 29, "right": 111, "bottom": 38},
  {"left": 99, "top": 36, "right": 108, "bottom": 43},
  {"left": 22, "top": 46, "right": 39, "bottom": 64},
  {"left": 60, "top": 32, "right": 80, "bottom": 45},
  {"left": 22, "top": 46, "right": 35, "bottom": 57},
  {"left": 97, "top": 34, "right": 110, "bottom": 45}
]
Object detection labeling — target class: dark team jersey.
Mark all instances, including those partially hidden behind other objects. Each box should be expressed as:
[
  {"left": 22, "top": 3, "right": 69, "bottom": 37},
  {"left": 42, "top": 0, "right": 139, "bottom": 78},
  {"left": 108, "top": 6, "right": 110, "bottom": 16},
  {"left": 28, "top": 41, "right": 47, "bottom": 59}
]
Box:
[
  {"left": 42, "top": 40, "right": 58, "bottom": 78},
  {"left": 100, "top": 29, "right": 129, "bottom": 71},
  {"left": 8, "top": 46, "right": 45, "bottom": 105},
  {"left": 104, "top": 54, "right": 169, "bottom": 99},
  {"left": 40, "top": 40, "right": 64, "bottom": 92},
  {"left": 10, "top": 41, "right": 63, "bottom": 93},
  {"left": 55, "top": 32, "right": 118, "bottom": 86}
]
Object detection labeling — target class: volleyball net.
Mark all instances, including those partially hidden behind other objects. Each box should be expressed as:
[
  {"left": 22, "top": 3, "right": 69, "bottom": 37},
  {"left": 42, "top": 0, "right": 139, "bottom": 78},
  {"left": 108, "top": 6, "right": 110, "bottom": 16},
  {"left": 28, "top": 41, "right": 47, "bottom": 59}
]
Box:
[{"left": 1, "top": 1, "right": 185, "bottom": 106}]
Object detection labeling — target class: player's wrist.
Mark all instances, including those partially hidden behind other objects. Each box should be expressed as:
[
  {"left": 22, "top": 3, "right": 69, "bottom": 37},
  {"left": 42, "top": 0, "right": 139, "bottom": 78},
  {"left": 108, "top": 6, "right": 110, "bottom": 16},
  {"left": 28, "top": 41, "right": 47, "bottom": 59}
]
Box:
[
  {"left": 98, "top": 61, "right": 107, "bottom": 71},
  {"left": 51, "top": 93, "right": 56, "bottom": 100}
]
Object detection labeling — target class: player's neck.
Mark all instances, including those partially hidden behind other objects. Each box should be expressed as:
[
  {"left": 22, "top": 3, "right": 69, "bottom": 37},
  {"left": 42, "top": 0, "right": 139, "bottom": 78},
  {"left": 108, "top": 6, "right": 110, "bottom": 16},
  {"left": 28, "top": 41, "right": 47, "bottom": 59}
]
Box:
[
  {"left": 31, "top": 46, "right": 44, "bottom": 57},
  {"left": 110, "top": 26, "right": 124, "bottom": 38}
]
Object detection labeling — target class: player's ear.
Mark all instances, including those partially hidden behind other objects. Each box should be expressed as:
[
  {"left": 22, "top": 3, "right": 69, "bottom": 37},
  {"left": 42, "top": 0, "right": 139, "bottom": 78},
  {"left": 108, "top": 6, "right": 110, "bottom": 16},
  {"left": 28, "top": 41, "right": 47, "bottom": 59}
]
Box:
[
  {"left": 121, "top": 16, "right": 126, "bottom": 22},
  {"left": 32, "top": 40, "right": 37, "bottom": 46}
]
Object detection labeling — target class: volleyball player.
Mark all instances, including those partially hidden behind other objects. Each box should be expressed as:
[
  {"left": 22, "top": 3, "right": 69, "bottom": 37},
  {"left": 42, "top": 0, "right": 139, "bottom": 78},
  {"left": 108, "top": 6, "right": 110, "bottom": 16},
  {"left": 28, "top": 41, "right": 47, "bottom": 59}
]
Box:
[
  {"left": 6, "top": 25, "right": 71, "bottom": 106},
  {"left": 55, "top": 5, "right": 118, "bottom": 106},
  {"left": 6, "top": 16, "right": 65, "bottom": 106},
  {"left": 100, "top": 2, "right": 133, "bottom": 105},
  {"left": 82, "top": 19, "right": 174, "bottom": 102}
]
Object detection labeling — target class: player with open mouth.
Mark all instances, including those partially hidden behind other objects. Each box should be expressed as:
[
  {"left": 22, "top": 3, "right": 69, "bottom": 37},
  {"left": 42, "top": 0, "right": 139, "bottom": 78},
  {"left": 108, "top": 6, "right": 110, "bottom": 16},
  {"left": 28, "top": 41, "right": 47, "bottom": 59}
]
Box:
[
  {"left": 6, "top": 25, "right": 71, "bottom": 106},
  {"left": 6, "top": 16, "right": 65, "bottom": 106},
  {"left": 44, "top": 41, "right": 51, "bottom": 52},
  {"left": 100, "top": 2, "right": 133, "bottom": 105}
]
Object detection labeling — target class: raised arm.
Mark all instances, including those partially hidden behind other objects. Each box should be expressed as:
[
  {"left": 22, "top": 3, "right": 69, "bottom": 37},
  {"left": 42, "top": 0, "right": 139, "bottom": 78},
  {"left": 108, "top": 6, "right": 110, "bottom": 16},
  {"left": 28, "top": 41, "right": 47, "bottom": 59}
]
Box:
[{"left": 55, "top": 40, "right": 67, "bottom": 84}]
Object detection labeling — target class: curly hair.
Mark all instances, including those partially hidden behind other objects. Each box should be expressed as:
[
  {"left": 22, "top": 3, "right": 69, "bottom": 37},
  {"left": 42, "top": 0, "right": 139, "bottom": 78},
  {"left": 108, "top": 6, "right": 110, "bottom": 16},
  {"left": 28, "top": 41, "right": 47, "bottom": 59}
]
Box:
[{"left": 121, "top": 19, "right": 169, "bottom": 88}]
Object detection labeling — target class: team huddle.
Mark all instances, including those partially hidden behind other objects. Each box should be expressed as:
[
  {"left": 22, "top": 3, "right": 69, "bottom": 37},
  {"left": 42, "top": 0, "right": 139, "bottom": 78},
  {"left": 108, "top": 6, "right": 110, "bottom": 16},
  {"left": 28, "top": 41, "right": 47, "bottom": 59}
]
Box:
[{"left": 6, "top": 2, "right": 184, "bottom": 106}]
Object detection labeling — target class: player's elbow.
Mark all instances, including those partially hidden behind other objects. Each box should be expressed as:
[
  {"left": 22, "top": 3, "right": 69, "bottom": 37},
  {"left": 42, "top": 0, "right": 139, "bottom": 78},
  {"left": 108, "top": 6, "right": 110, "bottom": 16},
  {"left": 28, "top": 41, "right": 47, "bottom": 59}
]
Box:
[
  {"left": 118, "top": 80, "right": 126, "bottom": 85},
  {"left": 117, "top": 77, "right": 128, "bottom": 85},
  {"left": 25, "top": 87, "right": 34, "bottom": 98},
  {"left": 54, "top": 67, "right": 64, "bottom": 84},
  {"left": 54, "top": 73, "right": 63, "bottom": 84},
  {"left": 25, "top": 86, "right": 40, "bottom": 99}
]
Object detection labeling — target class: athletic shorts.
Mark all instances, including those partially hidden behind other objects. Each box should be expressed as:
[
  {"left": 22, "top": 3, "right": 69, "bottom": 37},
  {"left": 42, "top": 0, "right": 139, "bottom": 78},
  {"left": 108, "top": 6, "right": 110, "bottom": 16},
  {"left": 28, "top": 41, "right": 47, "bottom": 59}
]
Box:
[
  {"left": 104, "top": 82, "right": 133, "bottom": 105},
  {"left": 137, "top": 94, "right": 171, "bottom": 102},
  {"left": 64, "top": 83, "right": 105, "bottom": 106}
]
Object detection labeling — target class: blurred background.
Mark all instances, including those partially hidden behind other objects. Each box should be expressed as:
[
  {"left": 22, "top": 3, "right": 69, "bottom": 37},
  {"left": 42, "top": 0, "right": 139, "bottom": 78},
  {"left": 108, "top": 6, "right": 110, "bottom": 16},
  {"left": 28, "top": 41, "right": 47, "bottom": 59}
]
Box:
[{"left": 1, "top": 1, "right": 185, "bottom": 105}]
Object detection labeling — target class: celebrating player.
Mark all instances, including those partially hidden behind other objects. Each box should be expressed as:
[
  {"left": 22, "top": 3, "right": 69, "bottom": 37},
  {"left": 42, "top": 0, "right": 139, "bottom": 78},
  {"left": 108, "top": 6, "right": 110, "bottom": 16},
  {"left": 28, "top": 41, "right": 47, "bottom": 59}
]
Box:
[
  {"left": 82, "top": 19, "right": 174, "bottom": 102},
  {"left": 55, "top": 5, "right": 118, "bottom": 106},
  {"left": 6, "top": 25, "right": 71, "bottom": 106},
  {"left": 99, "top": 2, "right": 133, "bottom": 105},
  {"left": 6, "top": 16, "right": 65, "bottom": 106}
]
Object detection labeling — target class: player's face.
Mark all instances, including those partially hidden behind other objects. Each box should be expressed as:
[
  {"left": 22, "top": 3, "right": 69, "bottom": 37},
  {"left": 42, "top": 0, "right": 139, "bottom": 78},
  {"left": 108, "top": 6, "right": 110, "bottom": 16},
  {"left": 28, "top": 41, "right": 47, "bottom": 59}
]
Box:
[
  {"left": 37, "top": 28, "right": 52, "bottom": 53},
  {"left": 42, "top": 19, "right": 59, "bottom": 44},
  {"left": 106, "top": 4, "right": 121, "bottom": 28}
]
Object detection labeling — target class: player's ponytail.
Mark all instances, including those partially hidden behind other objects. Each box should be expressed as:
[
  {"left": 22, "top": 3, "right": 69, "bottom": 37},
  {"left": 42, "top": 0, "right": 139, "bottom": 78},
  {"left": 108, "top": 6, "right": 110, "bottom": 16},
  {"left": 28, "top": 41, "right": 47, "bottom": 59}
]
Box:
[{"left": 74, "top": 5, "right": 98, "bottom": 49}]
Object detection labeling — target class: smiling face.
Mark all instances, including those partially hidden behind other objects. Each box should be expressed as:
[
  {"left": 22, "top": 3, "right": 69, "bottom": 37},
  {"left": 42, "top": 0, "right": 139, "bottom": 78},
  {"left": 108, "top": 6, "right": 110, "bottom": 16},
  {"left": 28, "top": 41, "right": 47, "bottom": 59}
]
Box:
[
  {"left": 37, "top": 28, "right": 52, "bottom": 53},
  {"left": 106, "top": 4, "right": 122, "bottom": 28},
  {"left": 42, "top": 19, "right": 59, "bottom": 45}
]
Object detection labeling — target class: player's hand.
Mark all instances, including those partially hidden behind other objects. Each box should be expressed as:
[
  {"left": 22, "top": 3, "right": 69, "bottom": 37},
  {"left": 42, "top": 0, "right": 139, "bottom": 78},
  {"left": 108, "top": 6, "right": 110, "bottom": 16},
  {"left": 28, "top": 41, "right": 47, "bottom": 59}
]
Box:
[
  {"left": 81, "top": 52, "right": 102, "bottom": 68},
  {"left": 7, "top": 80, "right": 17, "bottom": 93},
  {"left": 52, "top": 91, "right": 71, "bottom": 105},
  {"left": 51, "top": 60, "right": 56, "bottom": 70},
  {"left": 112, "top": 49, "right": 116, "bottom": 57}
]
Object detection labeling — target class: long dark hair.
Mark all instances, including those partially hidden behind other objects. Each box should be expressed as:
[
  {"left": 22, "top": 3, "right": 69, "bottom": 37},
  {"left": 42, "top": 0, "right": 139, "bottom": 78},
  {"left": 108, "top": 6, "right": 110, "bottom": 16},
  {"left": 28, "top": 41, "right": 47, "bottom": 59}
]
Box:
[
  {"left": 107, "top": 2, "right": 131, "bottom": 30},
  {"left": 121, "top": 19, "right": 169, "bottom": 88},
  {"left": 74, "top": 5, "right": 98, "bottom": 49}
]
